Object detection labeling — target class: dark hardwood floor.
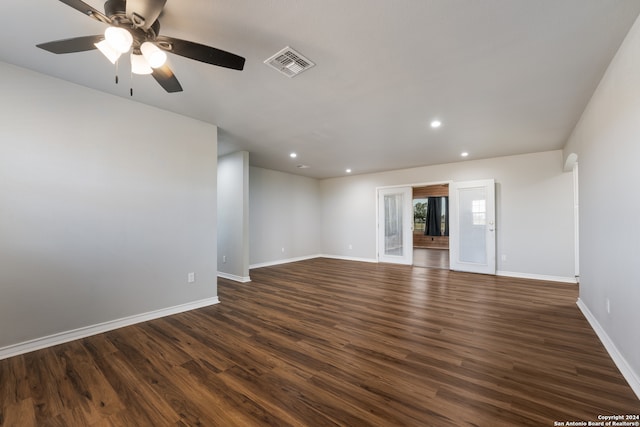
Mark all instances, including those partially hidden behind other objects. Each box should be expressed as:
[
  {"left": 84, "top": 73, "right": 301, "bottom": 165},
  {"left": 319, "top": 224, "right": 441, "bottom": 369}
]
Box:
[{"left": 1, "top": 258, "right": 638, "bottom": 426}]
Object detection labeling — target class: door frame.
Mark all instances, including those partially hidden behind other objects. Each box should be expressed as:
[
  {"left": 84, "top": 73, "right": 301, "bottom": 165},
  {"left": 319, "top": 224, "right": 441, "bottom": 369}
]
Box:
[
  {"left": 449, "top": 179, "right": 496, "bottom": 275},
  {"left": 376, "top": 181, "right": 451, "bottom": 265}
]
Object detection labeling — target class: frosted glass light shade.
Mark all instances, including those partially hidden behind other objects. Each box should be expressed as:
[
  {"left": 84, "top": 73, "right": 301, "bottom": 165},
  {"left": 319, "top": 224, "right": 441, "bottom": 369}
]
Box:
[
  {"left": 104, "top": 27, "right": 133, "bottom": 53},
  {"left": 140, "top": 42, "right": 167, "bottom": 68},
  {"left": 95, "top": 40, "right": 121, "bottom": 64},
  {"left": 130, "top": 53, "right": 153, "bottom": 75}
]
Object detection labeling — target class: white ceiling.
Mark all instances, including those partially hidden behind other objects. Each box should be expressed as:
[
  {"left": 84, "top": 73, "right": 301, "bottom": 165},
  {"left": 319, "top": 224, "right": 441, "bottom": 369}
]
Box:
[{"left": 1, "top": 1, "right": 639, "bottom": 179}]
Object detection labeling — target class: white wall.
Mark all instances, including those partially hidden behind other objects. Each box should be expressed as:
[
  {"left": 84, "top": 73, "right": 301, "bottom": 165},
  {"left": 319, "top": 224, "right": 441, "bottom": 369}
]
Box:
[
  {"left": 217, "top": 151, "right": 250, "bottom": 281},
  {"left": 249, "top": 167, "right": 321, "bottom": 267},
  {"left": 321, "top": 150, "right": 575, "bottom": 281},
  {"left": 564, "top": 14, "right": 640, "bottom": 395},
  {"left": 0, "top": 62, "right": 219, "bottom": 351}
]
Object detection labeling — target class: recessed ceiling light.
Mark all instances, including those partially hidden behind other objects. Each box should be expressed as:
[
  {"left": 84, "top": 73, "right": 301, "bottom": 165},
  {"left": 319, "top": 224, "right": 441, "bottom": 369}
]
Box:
[
  {"left": 461, "top": 152, "right": 469, "bottom": 157},
  {"left": 346, "top": 169, "right": 352, "bottom": 173},
  {"left": 430, "top": 120, "right": 442, "bottom": 128},
  {"left": 290, "top": 152, "right": 297, "bottom": 158}
]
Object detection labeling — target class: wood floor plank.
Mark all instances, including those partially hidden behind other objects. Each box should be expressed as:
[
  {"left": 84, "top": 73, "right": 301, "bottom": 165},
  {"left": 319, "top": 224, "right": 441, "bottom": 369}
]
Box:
[
  {"left": 1, "top": 258, "right": 638, "bottom": 426},
  {"left": 0, "top": 355, "right": 30, "bottom": 409},
  {"left": 0, "top": 398, "right": 37, "bottom": 427}
]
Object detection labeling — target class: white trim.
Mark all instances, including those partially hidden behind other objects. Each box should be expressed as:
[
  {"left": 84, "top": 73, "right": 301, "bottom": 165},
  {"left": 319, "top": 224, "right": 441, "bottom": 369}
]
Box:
[
  {"left": 250, "top": 254, "right": 379, "bottom": 270},
  {"left": 250, "top": 254, "right": 321, "bottom": 269},
  {"left": 573, "top": 162, "right": 580, "bottom": 279},
  {"left": 218, "top": 271, "right": 251, "bottom": 283},
  {"left": 577, "top": 298, "right": 640, "bottom": 400},
  {"left": 320, "top": 254, "right": 378, "bottom": 263},
  {"left": 496, "top": 270, "right": 577, "bottom": 284},
  {"left": 248, "top": 256, "right": 573, "bottom": 281},
  {"left": 0, "top": 297, "right": 220, "bottom": 361}
]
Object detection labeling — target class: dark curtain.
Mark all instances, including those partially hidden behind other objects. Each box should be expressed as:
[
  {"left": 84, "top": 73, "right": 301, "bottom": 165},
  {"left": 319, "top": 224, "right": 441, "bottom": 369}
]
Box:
[
  {"left": 425, "top": 196, "right": 450, "bottom": 236},
  {"left": 425, "top": 197, "right": 441, "bottom": 236},
  {"left": 443, "top": 196, "right": 449, "bottom": 236}
]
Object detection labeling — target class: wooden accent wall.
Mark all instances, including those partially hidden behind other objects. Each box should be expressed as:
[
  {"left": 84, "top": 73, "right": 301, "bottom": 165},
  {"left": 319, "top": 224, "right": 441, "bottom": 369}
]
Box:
[
  {"left": 413, "top": 184, "right": 449, "bottom": 249},
  {"left": 413, "top": 184, "right": 448, "bottom": 198}
]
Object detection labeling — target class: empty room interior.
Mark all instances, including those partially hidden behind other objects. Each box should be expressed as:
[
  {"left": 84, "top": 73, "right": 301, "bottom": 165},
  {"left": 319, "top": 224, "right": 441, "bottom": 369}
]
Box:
[{"left": 1, "top": 0, "right": 640, "bottom": 425}]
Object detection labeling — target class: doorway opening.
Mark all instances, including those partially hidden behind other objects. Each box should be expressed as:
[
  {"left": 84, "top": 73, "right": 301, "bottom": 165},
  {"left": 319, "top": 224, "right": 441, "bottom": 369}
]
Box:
[{"left": 413, "top": 184, "right": 449, "bottom": 269}]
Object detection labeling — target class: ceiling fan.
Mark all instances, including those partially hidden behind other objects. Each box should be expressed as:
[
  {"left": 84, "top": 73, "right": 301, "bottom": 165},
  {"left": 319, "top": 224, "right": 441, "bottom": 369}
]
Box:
[{"left": 36, "top": 0, "right": 245, "bottom": 93}]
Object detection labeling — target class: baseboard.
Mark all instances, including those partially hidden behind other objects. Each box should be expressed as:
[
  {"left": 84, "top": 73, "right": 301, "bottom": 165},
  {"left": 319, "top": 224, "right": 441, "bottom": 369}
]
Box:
[
  {"left": 218, "top": 271, "right": 251, "bottom": 283},
  {"left": 320, "top": 254, "right": 378, "bottom": 264},
  {"left": 577, "top": 298, "right": 640, "bottom": 400},
  {"left": 249, "top": 254, "right": 380, "bottom": 270},
  {"left": 248, "top": 259, "right": 574, "bottom": 282},
  {"left": 0, "top": 296, "right": 220, "bottom": 361},
  {"left": 497, "top": 270, "right": 577, "bottom": 284},
  {"left": 250, "top": 254, "right": 322, "bottom": 269}
]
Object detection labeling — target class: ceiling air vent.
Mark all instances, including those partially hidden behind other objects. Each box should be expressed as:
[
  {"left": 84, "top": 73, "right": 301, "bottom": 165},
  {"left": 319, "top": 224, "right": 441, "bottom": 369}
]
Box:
[{"left": 264, "top": 46, "right": 315, "bottom": 78}]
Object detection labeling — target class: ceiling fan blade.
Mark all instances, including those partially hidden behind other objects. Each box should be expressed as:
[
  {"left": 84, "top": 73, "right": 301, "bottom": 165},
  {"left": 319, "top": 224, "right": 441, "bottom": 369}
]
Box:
[
  {"left": 126, "top": 0, "right": 166, "bottom": 30},
  {"left": 59, "top": 0, "right": 111, "bottom": 24},
  {"left": 37, "top": 35, "right": 104, "bottom": 54},
  {"left": 152, "top": 64, "right": 183, "bottom": 93},
  {"left": 155, "top": 36, "right": 245, "bottom": 70}
]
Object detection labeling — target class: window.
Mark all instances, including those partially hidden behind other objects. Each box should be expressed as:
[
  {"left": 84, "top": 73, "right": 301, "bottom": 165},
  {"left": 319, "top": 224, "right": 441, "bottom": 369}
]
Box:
[
  {"left": 413, "top": 199, "right": 428, "bottom": 232},
  {"left": 472, "top": 199, "right": 486, "bottom": 225}
]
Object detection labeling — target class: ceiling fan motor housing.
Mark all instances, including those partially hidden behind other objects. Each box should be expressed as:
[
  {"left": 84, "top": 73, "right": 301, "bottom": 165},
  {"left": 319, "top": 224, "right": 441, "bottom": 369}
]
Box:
[
  {"left": 104, "top": 0, "right": 126, "bottom": 18},
  {"left": 103, "top": 0, "right": 161, "bottom": 42}
]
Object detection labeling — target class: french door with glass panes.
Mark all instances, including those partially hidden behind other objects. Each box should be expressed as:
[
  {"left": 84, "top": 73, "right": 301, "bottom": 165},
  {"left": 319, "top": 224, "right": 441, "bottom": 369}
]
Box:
[{"left": 377, "top": 187, "right": 413, "bottom": 265}]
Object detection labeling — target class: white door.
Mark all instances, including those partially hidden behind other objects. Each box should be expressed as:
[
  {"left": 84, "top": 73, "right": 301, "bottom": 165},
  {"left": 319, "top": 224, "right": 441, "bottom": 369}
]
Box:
[
  {"left": 377, "top": 187, "right": 413, "bottom": 265},
  {"left": 449, "top": 179, "right": 496, "bottom": 274}
]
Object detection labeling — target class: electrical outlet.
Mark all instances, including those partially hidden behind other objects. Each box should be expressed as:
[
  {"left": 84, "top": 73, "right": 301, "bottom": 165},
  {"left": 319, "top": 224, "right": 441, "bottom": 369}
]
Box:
[
  {"left": 501, "top": 254, "right": 507, "bottom": 262},
  {"left": 222, "top": 255, "right": 227, "bottom": 263},
  {"left": 606, "top": 298, "right": 611, "bottom": 314},
  {"left": 281, "top": 247, "right": 285, "bottom": 253},
  {"left": 348, "top": 244, "right": 353, "bottom": 250},
  {"left": 187, "top": 272, "right": 195, "bottom": 283}
]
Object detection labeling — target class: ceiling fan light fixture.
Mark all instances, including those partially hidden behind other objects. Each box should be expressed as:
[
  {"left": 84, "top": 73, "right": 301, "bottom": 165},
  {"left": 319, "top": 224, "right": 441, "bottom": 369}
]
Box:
[
  {"left": 140, "top": 42, "right": 167, "bottom": 68},
  {"left": 37, "top": 0, "right": 245, "bottom": 94},
  {"left": 131, "top": 53, "right": 153, "bottom": 75},
  {"left": 104, "top": 26, "right": 133, "bottom": 53},
  {"left": 94, "top": 40, "right": 121, "bottom": 64}
]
